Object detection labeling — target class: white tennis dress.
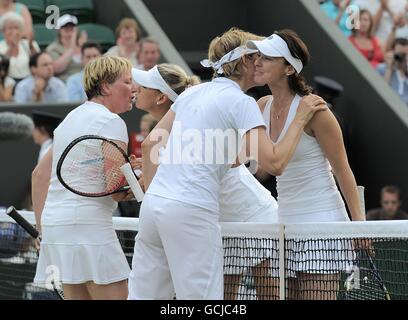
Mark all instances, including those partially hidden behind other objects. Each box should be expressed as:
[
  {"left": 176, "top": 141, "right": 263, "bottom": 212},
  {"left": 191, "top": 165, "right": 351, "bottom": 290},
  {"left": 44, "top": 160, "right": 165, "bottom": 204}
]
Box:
[
  {"left": 34, "top": 101, "right": 131, "bottom": 285},
  {"left": 262, "top": 95, "right": 352, "bottom": 273},
  {"left": 128, "top": 77, "right": 266, "bottom": 300}
]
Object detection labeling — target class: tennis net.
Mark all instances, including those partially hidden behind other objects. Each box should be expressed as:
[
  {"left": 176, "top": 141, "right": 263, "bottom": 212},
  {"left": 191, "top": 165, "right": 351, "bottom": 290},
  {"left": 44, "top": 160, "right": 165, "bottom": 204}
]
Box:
[{"left": 1, "top": 210, "right": 407, "bottom": 300}]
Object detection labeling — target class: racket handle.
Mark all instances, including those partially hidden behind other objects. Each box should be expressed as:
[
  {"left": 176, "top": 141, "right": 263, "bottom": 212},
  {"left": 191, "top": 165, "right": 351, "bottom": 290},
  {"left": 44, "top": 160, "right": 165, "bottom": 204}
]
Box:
[
  {"left": 6, "top": 206, "right": 39, "bottom": 239},
  {"left": 120, "top": 163, "right": 144, "bottom": 202},
  {"left": 357, "top": 185, "right": 365, "bottom": 215}
]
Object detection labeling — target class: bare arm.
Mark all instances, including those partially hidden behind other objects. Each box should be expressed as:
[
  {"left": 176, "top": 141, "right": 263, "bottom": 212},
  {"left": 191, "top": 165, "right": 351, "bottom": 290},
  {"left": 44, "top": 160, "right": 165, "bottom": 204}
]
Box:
[
  {"left": 310, "top": 109, "right": 365, "bottom": 221},
  {"left": 31, "top": 148, "right": 53, "bottom": 231},
  {"left": 0, "top": 83, "right": 13, "bottom": 101},
  {"left": 21, "top": 5, "right": 33, "bottom": 40},
  {"left": 141, "top": 109, "right": 175, "bottom": 190},
  {"left": 50, "top": 28, "right": 78, "bottom": 74}
]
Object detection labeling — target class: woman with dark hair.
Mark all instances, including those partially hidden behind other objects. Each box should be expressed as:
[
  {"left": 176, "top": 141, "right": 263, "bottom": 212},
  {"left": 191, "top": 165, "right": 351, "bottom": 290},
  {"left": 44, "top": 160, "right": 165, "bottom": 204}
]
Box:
[
  {"left": 349, "top": 9, "right": 384, "bottom": 68},
  {"left": 248, "top": 29, "right": 365, "bottom": 300},
  {"left": 0, "top": 53, "right": 14, "bottom": 101}
]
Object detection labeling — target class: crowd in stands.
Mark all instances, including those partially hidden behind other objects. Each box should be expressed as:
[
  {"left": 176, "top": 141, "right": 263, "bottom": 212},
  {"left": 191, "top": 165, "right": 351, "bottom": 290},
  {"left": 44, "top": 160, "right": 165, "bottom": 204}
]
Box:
[
  {"left": 319, "top": 0, "right": 408, "bottom": 105},
  {"left": 0, "top": 6, "right": 161, "bottom": 103}
]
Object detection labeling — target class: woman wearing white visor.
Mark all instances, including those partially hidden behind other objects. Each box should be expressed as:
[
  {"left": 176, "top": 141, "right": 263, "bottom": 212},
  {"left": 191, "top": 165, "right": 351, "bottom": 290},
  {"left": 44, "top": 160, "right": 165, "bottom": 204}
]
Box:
[
  {"left": 131, "top": 62, "right": 279, "bottom": 300},
  {"left": 128, "top": 28, "right": 327, "bottom": 300},
  {"left": 247, "top": 30, "right": 365, "bottom": 300}
]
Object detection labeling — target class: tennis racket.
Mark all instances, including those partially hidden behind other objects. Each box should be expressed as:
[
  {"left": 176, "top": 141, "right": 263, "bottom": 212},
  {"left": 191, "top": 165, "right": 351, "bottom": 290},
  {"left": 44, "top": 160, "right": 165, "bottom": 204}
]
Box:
[
  {"left": 5, "top": 206, "right": 65, "bottom": 300},
  {"left": 56, "top": 135, "right": 144, "bottom": 201},
  {"left": 344, "top": 249, "right": 391, "bottom": 300}
]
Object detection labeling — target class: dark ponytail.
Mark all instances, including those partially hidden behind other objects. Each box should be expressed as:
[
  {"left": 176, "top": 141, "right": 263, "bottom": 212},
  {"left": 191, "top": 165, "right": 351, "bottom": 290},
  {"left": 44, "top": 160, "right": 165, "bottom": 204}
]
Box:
[{"left": 275, "top": 29, "right": 313, "bottom": 96}]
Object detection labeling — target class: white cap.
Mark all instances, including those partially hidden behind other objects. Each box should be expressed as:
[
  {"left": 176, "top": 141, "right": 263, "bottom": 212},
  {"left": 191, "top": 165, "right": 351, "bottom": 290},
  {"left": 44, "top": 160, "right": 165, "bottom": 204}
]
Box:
[
  {"left": 132, "top": 65, "right": 178, "bottom": 102},
  {"left": 247, "top": 34, "right": 303, "bottom": 74},
  {"left": 56, "top": 14, "right": 78, "bottom": 29}
]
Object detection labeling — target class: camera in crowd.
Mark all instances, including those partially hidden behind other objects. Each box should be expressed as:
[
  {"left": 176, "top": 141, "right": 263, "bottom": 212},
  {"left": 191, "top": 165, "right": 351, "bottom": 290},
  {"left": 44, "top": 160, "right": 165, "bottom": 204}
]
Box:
[{"left": 394, "top": 52, "right": 407, "bottom": 63}]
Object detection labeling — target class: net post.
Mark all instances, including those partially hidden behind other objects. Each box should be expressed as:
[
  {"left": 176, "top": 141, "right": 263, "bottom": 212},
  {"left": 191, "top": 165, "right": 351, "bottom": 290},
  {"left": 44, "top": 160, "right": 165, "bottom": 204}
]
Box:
[{"left": 279, "top": 223, "right": 285, "bottom": 300}]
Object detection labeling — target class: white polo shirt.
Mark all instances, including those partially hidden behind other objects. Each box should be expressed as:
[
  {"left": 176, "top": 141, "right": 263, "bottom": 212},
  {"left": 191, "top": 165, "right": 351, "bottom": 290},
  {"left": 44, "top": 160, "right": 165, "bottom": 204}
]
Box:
[
  {"left": 41, "top": 101, "right": 129, "bottom": 226},
  {"left": 146, "top": 77, "right": 265, "bottom": 213}
]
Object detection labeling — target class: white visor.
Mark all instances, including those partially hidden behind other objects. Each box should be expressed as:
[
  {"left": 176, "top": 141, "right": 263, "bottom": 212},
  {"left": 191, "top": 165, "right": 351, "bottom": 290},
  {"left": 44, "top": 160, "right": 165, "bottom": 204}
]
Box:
[
  {"left": 132, "top": 66, "right": 178, "bottom": 102},
  {"left": 200, "top": 45, "right": 258, "bottom": 74},
  {"left": 247, "top": 34, "right": 303, "bottom": 74}
]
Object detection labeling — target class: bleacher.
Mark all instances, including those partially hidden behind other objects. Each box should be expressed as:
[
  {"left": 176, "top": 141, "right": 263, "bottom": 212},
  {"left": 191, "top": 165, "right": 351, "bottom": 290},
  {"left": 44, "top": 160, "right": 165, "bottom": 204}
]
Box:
[{"left": 20, "top": 0, "right": 115, "bottom": 52}]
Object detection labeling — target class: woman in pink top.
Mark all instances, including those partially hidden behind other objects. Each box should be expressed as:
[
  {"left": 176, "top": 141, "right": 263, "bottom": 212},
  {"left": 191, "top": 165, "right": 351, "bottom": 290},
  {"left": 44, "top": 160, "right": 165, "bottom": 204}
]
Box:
[{"left": 349, "top": 9, "right": 384, "bottom": 68}]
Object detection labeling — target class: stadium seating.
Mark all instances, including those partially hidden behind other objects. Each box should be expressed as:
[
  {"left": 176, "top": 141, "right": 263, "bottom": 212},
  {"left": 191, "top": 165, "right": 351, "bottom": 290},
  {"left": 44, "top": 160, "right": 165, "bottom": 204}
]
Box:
[
  {"left": 45, "top": 0, "right": 94, "bottom": 23},
  {"left": 18, "top": 0, "right": 47, "bottom": 24},
  {"left": 79, "top": 23, "right": 116, "bottom": 53},
  {"left": 33, "top": 24, "right": 57, "bottom": 50}
]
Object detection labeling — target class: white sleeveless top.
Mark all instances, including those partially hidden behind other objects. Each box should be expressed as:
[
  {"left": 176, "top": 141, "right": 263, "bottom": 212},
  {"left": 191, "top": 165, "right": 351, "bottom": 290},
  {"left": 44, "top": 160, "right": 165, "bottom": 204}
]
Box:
[{"left": 262, "top": 95, "right": 345, "bottom": 216}]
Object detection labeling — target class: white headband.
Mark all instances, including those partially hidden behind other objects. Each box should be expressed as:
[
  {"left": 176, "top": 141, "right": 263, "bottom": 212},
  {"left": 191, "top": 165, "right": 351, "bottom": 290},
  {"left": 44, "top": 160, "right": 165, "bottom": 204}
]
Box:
[
  {"left": 200, "top": 45, "right": 258, "bottom": 74},
  {"left": 132, "top": 66, "right": 179, "bottom": 102},
  {"left": 246, "top": 34, "right": 303, "bottom": 74}
]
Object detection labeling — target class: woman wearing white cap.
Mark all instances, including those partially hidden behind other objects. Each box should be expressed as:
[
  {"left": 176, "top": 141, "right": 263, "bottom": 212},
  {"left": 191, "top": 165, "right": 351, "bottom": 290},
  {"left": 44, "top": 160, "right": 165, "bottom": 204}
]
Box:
[
  {"left": 131, "top": 61, "right": 279, "bottom": 300},
  {"left": 247, "top": 29, "right": 365, "bottom": 300},
  {"left": 46, "top": 14, "right": 87, "bottom": 82},
  {"left": 128, "top": 28, "right": 327, "bottom": 300}
]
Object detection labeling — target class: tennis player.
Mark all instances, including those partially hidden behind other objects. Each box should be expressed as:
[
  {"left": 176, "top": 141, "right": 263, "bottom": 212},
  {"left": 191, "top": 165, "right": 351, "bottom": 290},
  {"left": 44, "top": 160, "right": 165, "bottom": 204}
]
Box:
[
  {"left": 247, "top": 29, "right": 365, "bottom": 300},
  {"left": 127, "top": 28, "right": 327, "bottom": 300},
  {"left": 32, "top": 56, "right": 136, "bottom": 300},
  {"left": 131, "top": 61, "right": 279, "bottom": 300}
]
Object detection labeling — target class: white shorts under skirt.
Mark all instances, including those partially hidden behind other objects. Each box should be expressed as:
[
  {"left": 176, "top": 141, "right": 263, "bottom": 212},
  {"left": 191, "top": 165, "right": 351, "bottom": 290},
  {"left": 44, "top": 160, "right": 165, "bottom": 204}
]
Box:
[
  {"left": 34, "top": 224, "right": 130, "bottom": 285},
  {"left": 223, "top": 202, "right": 279, "bottom": 276},
  {"left": 280, "top": 207, "right": 354, "bottom": 275}
]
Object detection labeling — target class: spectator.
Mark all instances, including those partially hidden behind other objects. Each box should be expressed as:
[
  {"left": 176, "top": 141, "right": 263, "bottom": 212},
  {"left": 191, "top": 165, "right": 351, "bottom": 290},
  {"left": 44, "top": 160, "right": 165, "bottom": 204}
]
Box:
[
  {"left": 0, "top": 0, "right": 33, "bottom": 40},
  {"left": 0, "top": 53, "right": 14, "bottom": 101},
  {"left": 106, "top": 18, "right": 141, "bottom": 67},
  {"left": 46, "top": 14, "right": 87, "bottom": 82},
  {"left": 31, "top": 111, "right": 62, "bottom": 162},
  {"left": 354, "top": 0, "right": 408, "bottom": 44},
  {"left": 129, "top": 113, "right": 157, "bottom": 158},
  {"left": 377, "top": 37, "right": 408, "bottom": 104},
  {"left": 349, "top": 9, "right": 384, "bottom": 67},
  {"left": 136, "top": 37, "right": 161, "bottom": 70},
  {"left": 367, "top": 185, "right": 408, "bottom": 220},
  {"left": 0, "top": 11, "right": 39, "bottom": 81},
  {"left": 14, "top": 51, "right": 67, "bottom": 103},
  {"left": 66, "top": 42, "right": 102, "bottom": 102},
  {"left": 320, "top": 0, "right": 353, "bottom": 36}
]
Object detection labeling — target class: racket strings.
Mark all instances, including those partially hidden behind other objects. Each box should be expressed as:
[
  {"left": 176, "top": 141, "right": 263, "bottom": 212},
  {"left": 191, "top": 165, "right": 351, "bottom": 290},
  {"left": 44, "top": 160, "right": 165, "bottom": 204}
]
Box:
[{"left": 59, "top": 138, "right": 127, "bottom": 196}]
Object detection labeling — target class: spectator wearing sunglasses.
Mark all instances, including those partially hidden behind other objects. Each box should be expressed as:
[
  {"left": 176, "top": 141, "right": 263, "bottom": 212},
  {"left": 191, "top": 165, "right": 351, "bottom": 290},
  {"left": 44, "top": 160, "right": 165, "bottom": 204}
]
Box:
[{"left": 367, "top": 185, "right": 408, "bottom": 220}]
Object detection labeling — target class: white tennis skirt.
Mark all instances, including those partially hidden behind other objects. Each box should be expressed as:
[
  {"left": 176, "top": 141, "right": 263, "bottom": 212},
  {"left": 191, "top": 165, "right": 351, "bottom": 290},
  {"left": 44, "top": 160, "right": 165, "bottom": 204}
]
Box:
[
  {"left": 34, "top": 224, "right": 130, "bottom": 285},
  {"left": 280, "top": 207, "right": 353, "bottom": 275}
]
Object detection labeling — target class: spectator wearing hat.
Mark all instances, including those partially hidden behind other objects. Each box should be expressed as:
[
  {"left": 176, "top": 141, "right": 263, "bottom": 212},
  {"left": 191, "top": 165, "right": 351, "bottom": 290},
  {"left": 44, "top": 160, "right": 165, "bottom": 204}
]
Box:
[
  {"left": 0, "top": 53, "right": 15, "bottom": 101},
  {"left": 66, "top": 42, "right": 102, "bottom": 102},
  {"left": 367, "top": 185, "right": 408, "bottom": 220},
  {"left": 46, "top": 14, "right": 87, "bottom": 82},
  {"left": 349, "top": 9, "right": 384, "bottom": 68},
  {"left": 14, "top": 51, "right": 67, "bottom": 103},
  {"left": 0, "top": 11, "right": 39, "bottom": 81},
  {"left": 106, "top": 18, "right": 141, "bottom": 67},
  {"left": 31, "top": 111, "right": 62, "bottom": 162},
  {"left": 0, "top": 0, "right": 33, "bottom": 40},
  {"left": 136, "top": 37, "right": 161, "bottom": 71}
]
